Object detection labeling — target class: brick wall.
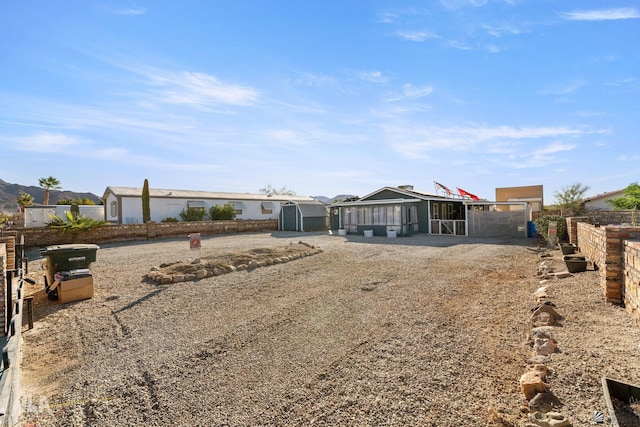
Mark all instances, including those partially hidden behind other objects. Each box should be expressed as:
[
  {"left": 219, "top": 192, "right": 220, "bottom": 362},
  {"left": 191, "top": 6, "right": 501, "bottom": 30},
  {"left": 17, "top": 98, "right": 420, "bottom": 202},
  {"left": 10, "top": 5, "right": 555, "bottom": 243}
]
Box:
[
  {"left": 576, "top": 222, "right": 640, "bottom": 305},
  {"left": 1, "top": 243, "right": 5, "bottom": 335},
  {"left": 0, "top": 232, "right": 17, "bottom": 271},
  {"left": 18, "top": 219, "right": 278, "bottom": 248},
  {"left": 624, "top": 240, "right": 640, "bottom": 328}
]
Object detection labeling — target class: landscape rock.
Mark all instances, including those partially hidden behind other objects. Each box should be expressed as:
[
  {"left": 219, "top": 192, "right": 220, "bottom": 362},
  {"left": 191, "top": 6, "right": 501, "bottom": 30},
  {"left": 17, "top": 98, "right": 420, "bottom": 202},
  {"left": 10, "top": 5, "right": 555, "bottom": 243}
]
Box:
[
  {"left": 520, "top": 364, "right": 549, "bottom": 400},
  {"left": 529, "top": 392, "right": 562, "bottom": 413},
  {"left": 533, "top": 337, "right": 558, "bottom": 356},
  {"left": 528, "top": 411, "right": 570, "bottom": 427},
  {"left": 531, "top": 305, "right": 562, "bottom": 327}
]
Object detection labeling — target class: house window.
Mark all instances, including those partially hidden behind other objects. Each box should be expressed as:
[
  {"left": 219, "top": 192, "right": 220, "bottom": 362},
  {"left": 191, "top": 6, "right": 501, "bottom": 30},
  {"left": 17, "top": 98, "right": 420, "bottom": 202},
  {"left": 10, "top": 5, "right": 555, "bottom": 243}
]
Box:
[
  {"left": 373, "top": 206, "right": 386, "bottom": 225},
  {"left": 432, "top": 203, "right": 439, "bottom": 219},
  {"left": 110, "top": 201, "right": 117, "bottom": 217},
  {"left": 261, "top": 202, "right": 274, "bottom": 214}
]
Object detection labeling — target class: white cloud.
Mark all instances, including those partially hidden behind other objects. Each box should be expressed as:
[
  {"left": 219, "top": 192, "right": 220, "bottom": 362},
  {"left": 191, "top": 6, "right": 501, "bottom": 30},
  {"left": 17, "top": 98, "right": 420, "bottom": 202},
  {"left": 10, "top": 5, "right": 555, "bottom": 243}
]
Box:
[
  {"left": 482, "top": 23, "right": 524, "bottom": 37},
  {"left": 116, "top": 7, "right": 146, "bottom": 16},
  {"left": 8, "top": 132, "right": 83, "bottom": 152},
  {"left": 145, "top": 70, "right": 259, "bottom": 107},
  {"left": 402, "top": 84, "right": 433, "bottom": 98},
  {"left": 359, "top": 71, "right": 389, "bottom": 84},
  {"left": 540, "top": 79, "right": 587, "bottom": 95},
  {"left": 396, "top": 30, "right": 439, "bottom": 42},
  {"left": 486, "top": 44, "right": 500, "bottom": 53},
  {"left": 561, "top": 8, "right": 640, "bottom": 21},
  {"left": 386, "top": 124, "right": 609, "bottom": 160},
  {"left": 534, "top": 142, "right": 576, "bottom": 155},
  {"left": 447, "top": 40, "right": 472, "bottom": 50}
]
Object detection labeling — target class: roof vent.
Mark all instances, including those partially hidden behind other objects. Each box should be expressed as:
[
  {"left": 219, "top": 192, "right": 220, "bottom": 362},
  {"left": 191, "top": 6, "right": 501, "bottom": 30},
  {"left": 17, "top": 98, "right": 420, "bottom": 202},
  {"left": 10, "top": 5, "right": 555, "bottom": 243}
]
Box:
[{"left": 398, "top": 185, "right": 414, "bottom": 191}]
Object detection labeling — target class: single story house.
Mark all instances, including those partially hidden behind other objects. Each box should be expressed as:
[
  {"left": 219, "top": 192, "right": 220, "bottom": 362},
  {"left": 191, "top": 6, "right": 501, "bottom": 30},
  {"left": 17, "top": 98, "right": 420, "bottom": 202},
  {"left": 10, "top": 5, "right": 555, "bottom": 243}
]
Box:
[
  {"left": 102, "top": 186, "right": 322, "bottom": 225},
  {"left": 330, "top": 185, "right": 530, "bottom": 238},
  {"left": 582, "top": 190, "right": 624, "bottom": 211}
]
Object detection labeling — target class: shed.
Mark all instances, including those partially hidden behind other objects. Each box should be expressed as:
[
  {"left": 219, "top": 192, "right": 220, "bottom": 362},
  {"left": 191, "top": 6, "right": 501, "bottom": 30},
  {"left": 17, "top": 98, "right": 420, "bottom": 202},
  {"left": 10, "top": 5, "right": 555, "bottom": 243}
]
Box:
[{"left": 279, "top": 200, "right": 329, "bottom": 232}]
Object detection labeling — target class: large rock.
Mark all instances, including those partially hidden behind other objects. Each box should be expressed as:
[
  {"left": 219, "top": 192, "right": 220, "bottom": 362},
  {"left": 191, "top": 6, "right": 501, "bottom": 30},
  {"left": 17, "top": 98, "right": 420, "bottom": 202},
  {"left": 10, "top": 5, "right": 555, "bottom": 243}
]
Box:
[{"left": 520, "top": 364, "right": 549, "bottom": 400}]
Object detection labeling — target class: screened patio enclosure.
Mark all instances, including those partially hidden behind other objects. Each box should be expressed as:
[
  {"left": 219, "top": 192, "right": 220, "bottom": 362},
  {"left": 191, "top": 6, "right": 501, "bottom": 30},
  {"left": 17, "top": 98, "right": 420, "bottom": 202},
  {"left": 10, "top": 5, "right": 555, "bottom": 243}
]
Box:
[
  {"left": 330, "top": 186, "right": 468, "bottom": 237},
  {"left": 332, "top": 199, "right": 421, "bottom": 237}
]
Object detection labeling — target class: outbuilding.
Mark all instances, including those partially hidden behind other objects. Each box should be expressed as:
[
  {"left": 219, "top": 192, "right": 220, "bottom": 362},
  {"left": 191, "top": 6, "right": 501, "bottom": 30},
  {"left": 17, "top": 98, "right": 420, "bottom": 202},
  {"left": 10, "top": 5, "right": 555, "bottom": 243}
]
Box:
[{"left": 279, "top": 200, "right": 329, "bottom": 232}]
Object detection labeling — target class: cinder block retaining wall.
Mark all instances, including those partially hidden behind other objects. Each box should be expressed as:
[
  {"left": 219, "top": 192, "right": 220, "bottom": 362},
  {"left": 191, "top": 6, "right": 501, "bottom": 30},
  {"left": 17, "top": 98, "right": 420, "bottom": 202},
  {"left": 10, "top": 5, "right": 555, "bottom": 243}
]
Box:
[
  {"left": 17, "top": 220, "right": 278, "bottom": 248},
  {"left": 576, "top": 222, "right": 640, "bottom": 307},
  {"left": 624, "top": 240, "right": 640, "bottom": 327}
]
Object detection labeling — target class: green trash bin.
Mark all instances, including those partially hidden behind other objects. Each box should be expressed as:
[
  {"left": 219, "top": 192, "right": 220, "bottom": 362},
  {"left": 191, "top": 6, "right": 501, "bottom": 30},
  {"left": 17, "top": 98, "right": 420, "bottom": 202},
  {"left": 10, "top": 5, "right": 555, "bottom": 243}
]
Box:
[{"left": 39, "top": 244, "right": 100, "bottom": 288}]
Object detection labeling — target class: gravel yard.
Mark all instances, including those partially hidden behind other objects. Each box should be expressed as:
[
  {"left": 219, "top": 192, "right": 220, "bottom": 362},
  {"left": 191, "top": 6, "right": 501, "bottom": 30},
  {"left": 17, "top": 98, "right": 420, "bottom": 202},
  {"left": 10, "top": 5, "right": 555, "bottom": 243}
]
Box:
[{"left": 19, "top": 231, "right": 640, "bottom": 426}]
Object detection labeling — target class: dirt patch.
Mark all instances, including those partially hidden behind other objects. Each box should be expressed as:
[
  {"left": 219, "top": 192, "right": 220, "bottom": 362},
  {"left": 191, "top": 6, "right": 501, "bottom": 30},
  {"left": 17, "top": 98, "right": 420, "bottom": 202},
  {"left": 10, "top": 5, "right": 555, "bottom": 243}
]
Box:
[
  {"left": 18, "top": 233, "right": 640, "bottom": 426},
  {"left": 154, "top": 242, "right": 318, "bottom": 276}
]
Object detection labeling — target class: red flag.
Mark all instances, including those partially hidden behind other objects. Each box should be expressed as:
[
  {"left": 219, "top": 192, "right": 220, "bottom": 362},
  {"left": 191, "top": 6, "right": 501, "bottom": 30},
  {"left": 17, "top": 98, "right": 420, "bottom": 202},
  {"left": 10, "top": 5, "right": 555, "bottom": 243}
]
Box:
[
  {"left": 457, "top": 187, "right": 479, "bottom": 201},
  {"left": 434, "top": 181, "right": 453, "bottom": 196}
]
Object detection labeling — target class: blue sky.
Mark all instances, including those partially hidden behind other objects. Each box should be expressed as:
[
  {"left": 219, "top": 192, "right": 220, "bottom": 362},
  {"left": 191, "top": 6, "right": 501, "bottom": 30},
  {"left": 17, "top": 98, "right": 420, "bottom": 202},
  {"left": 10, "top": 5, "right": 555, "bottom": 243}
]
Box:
[{"left": 1, "top": 1, "right": 638, "bottom": 203}]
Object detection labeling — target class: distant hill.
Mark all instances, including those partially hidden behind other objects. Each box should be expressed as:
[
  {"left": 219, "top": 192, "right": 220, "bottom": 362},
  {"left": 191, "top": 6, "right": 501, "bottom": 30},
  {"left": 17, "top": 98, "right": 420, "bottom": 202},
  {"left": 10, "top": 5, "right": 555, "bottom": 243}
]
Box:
[
  {"left": 311, "top": 194, "right": 357, "bottom": 205},
  {"left": 0, "top": 179, "right": 102, "bottom": 214}
]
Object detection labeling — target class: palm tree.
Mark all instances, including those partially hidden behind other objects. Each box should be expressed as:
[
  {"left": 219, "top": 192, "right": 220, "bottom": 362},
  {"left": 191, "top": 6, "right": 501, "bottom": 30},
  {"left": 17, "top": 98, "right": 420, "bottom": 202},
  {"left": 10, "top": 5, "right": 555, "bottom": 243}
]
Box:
[
  {"left": 39, "top": 176, "right": 61, "bottom": 205},
  {"left": 16, "top": 192, "right": 34, "bottom": 212}
]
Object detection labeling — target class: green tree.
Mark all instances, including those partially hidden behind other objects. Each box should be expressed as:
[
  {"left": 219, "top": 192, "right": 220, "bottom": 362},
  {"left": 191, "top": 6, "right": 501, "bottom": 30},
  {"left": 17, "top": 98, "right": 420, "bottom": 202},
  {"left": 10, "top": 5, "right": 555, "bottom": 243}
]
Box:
[
  {"left": 259, "top": 184, "right": 296, "bottom": 196},
  {"left": 38, "top": 176, "right": 61, "bottom": 205},
  {"left": 57, "top": 197, "right": 96, "bottom": 205},
  {"left": 553, "top": 183, "right": 590, "bottom": 214},
  {"left": 142, "top": 179, "right": 151, "bottom": 223},
  {"left": 179, "top": 207, "right": 206, "bottom": 222},
  {"left": 209, "top": 203, "right": 236, "bottom": 220},
  {"left": 17, "top": 192, "right": 34, "bottom": 212},
  {"left": 608, "top": 182, "right": 640, "bottom": 210}
]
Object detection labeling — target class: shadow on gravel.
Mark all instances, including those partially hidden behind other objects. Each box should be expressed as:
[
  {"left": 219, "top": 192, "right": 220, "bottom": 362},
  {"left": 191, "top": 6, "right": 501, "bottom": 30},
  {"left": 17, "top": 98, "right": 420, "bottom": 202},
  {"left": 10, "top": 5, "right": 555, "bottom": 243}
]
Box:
[
  {"left": 112, "top": 287, "right": 167, "bottom": 314},
  {"left": 271, "top": 230, "right": 541, "bottom": 248}
]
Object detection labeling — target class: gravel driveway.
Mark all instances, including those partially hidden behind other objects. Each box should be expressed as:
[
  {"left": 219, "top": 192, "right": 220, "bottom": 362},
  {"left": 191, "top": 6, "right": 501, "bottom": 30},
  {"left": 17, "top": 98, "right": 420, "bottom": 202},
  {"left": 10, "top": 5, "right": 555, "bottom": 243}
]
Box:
[{"left": 19, "top": 231, "right": 640, "bottom": 426}]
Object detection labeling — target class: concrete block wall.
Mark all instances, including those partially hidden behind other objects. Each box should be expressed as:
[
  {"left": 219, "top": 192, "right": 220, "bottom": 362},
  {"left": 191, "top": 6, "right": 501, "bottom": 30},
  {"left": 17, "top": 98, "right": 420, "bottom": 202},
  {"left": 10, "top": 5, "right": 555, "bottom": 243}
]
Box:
[
  {"left": 18, "top": 219, "right": 278, "bottom": 248},
  {"left": 624, "top": 240, "right": 640, "bottom": 328}
]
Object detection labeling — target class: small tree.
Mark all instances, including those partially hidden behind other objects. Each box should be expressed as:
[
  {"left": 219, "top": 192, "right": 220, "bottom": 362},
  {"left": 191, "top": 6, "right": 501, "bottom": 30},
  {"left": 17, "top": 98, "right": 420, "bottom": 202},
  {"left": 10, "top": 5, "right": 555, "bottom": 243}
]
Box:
[
  {"left": 17, "top": 192, "right": 34, "bottom": 212},
  {"left": 209, "top": 203, "right": 236, "bottom": 220},
  {"left": 553, "top": 183, "right": 590, "bottom": 215},
  {"left": 142, "top": 179, "right": 151, "bottom": 223},
  {"left": 259, "top": 184, "right": 296, "bottom": 196},
  {"left": 608, "top": 182, "right": 640, "bottom": 210},
  {"left": 38, "top": 176, "right": 61, "bottom": 205}
]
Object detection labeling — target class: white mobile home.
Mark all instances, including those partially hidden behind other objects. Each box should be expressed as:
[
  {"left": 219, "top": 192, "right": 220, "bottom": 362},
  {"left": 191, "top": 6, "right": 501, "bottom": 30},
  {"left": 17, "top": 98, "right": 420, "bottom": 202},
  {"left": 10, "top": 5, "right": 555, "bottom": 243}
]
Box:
[{"left": 102, "top": 186, "right": 318, "bottom": 225}]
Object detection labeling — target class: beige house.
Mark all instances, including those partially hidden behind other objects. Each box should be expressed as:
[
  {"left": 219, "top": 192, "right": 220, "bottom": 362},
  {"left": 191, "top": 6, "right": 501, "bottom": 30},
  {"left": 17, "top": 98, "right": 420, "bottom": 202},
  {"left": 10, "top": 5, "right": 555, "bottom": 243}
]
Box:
[
  {"left": 582, "top": 190, "right": 624, "bottom": 211},
  {"left": 495, "top": 185, "right": 543, "bottom": 213}
]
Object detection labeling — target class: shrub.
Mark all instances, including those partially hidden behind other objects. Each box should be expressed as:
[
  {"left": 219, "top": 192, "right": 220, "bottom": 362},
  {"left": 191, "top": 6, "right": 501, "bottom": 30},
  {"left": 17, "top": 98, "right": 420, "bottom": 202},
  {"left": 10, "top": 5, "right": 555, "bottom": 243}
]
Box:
[
  {"left": 47, "top": 211, "right": 108, "bottom": 232},
  {"left": 179, "top": 207, "right": 206, "bottom": 222},
  {"left": 533, "top": 215, "right": 567, "bottom": 243},
  {"left": 161, "top": 217, "right": 179, "bottom": 223},
  {"left": 209, "top": 204, "right": 236, "bottom": 220}
]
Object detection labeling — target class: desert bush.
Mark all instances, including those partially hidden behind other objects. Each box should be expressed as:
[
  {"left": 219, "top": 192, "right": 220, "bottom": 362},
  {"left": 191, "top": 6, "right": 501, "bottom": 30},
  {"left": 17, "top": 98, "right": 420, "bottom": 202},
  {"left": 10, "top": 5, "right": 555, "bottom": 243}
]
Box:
[
  {"left": 533, "top": 215, "right": 567, "bottom": 242},
  {"left": 209, "top": 204, "right": 236, "bottom": 220},
  {"left": 179, "top": 207, "right": 206, "bottom": 222},
  {"left": 47, "top": 211, "right": 108, "bottom": 232}
]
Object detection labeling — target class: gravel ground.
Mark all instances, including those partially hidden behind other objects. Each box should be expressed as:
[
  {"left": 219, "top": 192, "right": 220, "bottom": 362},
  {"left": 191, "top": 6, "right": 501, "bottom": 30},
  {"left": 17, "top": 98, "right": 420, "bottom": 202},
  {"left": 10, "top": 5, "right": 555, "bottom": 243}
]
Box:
[{"left": 18, "top": 231, "right": 640, "bottom": 426}]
